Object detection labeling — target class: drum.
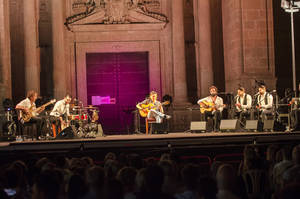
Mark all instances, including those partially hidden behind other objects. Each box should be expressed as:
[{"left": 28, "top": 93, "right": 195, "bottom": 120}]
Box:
[
  {"left": 70, "top": 114, "right": 80, "bottom": 120},
  {"left": 81, "top": 113, "right": 88, "bottom": 121}
]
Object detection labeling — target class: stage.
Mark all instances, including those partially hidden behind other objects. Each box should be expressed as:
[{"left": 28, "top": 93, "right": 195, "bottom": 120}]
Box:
[{"left": 1, "top": 130, "right": 300, "bottom": 155}]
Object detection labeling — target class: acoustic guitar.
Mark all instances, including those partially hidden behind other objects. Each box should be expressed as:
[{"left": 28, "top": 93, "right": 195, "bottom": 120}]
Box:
[
  {"left": 139, "top": 101, "right": 170, "bottom": 117},
  {"left": 199, "top": 100, "right": 226, "bottom": 114},
  {"left": 21, "top": 99, "right": 56, "bottom": 122}
]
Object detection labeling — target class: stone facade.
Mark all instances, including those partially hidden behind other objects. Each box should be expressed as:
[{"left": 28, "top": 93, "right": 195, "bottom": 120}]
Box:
[
  {"left": 0, "top": 0, "right": 11, "bottom": 104},
  {"left": 1, "top": 0, "right": 278, "bottom": 131},
  {"left": 222, "top": 0, "right": 276, "bottom": 94}
]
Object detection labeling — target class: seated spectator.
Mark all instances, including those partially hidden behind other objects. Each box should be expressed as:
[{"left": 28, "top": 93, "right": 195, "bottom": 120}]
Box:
[
  {"left": 117, "top": 167, "right": 137, "bottom": 199},
  {"left": 175, "top": 164, "right": 200, "bottom": 199}
]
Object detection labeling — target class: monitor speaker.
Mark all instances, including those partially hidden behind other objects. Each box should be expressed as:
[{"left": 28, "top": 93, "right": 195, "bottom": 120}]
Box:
[
  {"left": 55, "top": 126, "right": 77, "bottom": 139},
  {"left": 190, "top": 121, "right": 206, "bottom": 132},
  {"left": 220, "top": 119, "right": 237, "bottom": 131},
  {"left": 245, "top": 120, "right": 258, "bottom": 131},
  {"left": 263, "top": 120, "right": 274, "bottom": 131}
]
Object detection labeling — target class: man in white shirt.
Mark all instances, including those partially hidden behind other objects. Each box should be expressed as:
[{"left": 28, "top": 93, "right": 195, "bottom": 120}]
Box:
[
  {"left": 16, "top": 90, "right": 45, "bottom": 139},
  {"left": 50, "top": 95, "right": 72, "bottom": 133},
  {"left": 197, "top": 86, "right": 224, "bottom": 132},
  {"left": 253, "top": 84, "right": 273, "bottom": 121},
  {"left": 136, "top": 91, "right": 171, "bottom": 123},
  {"left": 234, "top": 87, "right": 252, "bottom": 128}
]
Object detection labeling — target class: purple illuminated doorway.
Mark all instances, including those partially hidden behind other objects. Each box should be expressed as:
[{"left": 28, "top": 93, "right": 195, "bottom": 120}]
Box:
[{"left": 86, "top": 52, "right": 149, "bottom": 133}]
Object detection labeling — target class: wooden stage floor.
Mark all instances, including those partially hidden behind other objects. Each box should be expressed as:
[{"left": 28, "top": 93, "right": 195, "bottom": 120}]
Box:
[{"left": 1, "top": 131, "right": 300, "bottom": 153}]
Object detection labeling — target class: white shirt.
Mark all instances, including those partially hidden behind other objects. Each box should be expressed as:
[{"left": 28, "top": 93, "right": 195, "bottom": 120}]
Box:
[
  {"left": 16, "top": 98, "right": 36, "bottom": 110},
  {"left": 257, "top": 92, "right": 273, "bottom": 109},
  {"left": 235, "top": 93, "right": 252, "bottom": 112},
  {"left": 197, "top": 96, "right": 224, "bottom": 112},
  {"left": 50, "top": 99, "right": 70, "bottom": 117}
]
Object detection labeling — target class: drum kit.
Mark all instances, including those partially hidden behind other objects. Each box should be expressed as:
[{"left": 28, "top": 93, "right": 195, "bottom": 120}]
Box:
[{"left": 68, "top": 100, "right": 101, "bottom": 138}]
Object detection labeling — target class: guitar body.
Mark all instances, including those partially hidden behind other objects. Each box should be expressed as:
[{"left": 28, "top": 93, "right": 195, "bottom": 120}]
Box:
[
  {"left": 21, "top": 99, "right": 56, "bottom": 122},
  {"left": 199, "top": 100, "right": 215, "bottom": 114},
  {"left": 139, "top": 103, "right": 155, "bottom": 117},
  {"left": 138, "top": 101, "right": 170, "bottom": 117},
  {"left": 22, "top": 106, "right": 35, "bottom": 122}
]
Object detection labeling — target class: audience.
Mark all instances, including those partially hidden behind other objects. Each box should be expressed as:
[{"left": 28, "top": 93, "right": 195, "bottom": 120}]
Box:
[{"left": 0, "top": 144, "right": 300, "bottom": 199}]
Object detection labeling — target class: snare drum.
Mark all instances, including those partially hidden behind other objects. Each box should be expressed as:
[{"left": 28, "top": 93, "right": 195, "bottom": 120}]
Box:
[{"left": 81, "top": 113, "right": 88, "bottom": 120}]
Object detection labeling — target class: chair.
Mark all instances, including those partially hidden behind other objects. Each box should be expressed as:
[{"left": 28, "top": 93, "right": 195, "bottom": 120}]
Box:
[
  {"left": 145, "top": 117, "right": 157, "bottom": 135},
  {"left": 16, "top": 110, "right": 36, "bottom": 140}
]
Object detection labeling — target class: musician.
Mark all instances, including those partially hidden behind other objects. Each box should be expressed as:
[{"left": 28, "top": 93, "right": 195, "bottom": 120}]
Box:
[
  {"left": 197, "top": 86, "right": 224, "bottom": 132},
  {"left": 253, "top": 84, "right": 273, "bottom": 121},
  {"left": 50, "top": 94, "right": 72, "bottom": 134},
  {"left": 15, "top": 90, "right": 45, "bottom": 139},
  {"left": 136, "top": 91, "right": 171, "bottom": 123},
  {"left": 290, "top": 82, "right": 300, "bottom": 131},
  {"left": 234, "top": 87, "right": 252, "bottom": 127}
]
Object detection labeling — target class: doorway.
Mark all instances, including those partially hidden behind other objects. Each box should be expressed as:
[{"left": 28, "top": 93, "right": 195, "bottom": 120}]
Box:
[{"left": 86, "top": 52, "right": 149, "bottom": 133}]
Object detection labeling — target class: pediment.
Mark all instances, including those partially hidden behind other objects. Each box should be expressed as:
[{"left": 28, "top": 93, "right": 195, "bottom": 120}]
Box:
[
  {"left": 65, "top": 0, "right": 168, "bottom": 31},
  {"left": 71, "top": 9, "right": 165, "bottom": 25}
]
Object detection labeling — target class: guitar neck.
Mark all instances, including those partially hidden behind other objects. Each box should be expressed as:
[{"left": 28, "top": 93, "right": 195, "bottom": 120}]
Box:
[{"left": 36, "top": 101, "right": 53, "bottom": 111}]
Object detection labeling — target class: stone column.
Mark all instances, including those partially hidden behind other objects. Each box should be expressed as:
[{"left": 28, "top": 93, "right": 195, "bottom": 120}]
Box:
[
  {"left": 172, "top": 0, "right": 188, "bottom": 104},
  {"left": 0, "top": 0, "right": 12, "bottom": 101},
  {"left": 23, "top": 0, "right": 40, "bottom": 93},
  {"left": 193, "top": 0, "right": 214, "bottom": 97},
  {"left": 52, "top": 0, "right": 66, "bottom": 99},
  {"left": 222, "top": 0, "right": 276, "bottom": 94}
]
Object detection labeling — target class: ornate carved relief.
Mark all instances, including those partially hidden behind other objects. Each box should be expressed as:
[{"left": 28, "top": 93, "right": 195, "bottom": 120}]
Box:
[{"left": 65, "top": 0, "right": 167, "bottom": 29}]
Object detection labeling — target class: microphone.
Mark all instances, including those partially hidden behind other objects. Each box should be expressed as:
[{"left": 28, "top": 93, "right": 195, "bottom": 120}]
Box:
[
  {"left": 254, "top": 92, "right": 260, "bottom": 96},
  {"left": 270, "top": 90, "right": 277, "bottom": 93}
]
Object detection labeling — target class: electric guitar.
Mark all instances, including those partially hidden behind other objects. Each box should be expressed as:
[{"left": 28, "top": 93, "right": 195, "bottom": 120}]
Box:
[
  {"left": 21, "top": 99, "right": 56, "bottom": 122},
  {"left": 199, "top": 100, "right": 226, "bottom": 114},
  {"left": 139, "top": 101, "right": 170, "bottom": 117}
]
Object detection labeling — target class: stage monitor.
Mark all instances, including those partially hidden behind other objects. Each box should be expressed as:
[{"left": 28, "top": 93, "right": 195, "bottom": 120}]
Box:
[
  {"left": 245, "top": 120, "right": 258, "bottom": 132},
  {"left": 220, "top": 119, "right": 237, "bottom": 132},
  {"left": 190, "top": 121, "right": 206, "bottom": 133},
  {"left": 263, "top": 120, "right": 274, "bottom": 132}
]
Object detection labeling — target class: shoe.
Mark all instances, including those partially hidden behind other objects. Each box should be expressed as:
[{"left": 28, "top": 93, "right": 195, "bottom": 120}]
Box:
[{"left": 165, "top": 115, "right": 171, "bottom": 119}]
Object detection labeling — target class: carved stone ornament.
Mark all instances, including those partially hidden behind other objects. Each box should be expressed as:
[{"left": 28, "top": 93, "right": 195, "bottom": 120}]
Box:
[{"left": 65, "top": 0, "right": 168, "bottom": 29}]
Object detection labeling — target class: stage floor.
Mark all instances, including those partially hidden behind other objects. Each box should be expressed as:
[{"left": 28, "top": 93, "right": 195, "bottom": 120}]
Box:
[{"left": 1, "top": 131, "right": 300, "bottom": 153}]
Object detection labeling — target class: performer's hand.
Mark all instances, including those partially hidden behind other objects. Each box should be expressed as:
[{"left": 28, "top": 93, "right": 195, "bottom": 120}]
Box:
[{"left": 235, "top": 103, "right": 241, "bottom": 108}]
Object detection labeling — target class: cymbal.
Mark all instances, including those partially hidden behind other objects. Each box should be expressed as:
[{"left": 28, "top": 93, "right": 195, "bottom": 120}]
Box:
[{"left": 85, "top": 105, "right": 98, "bottom": 109}]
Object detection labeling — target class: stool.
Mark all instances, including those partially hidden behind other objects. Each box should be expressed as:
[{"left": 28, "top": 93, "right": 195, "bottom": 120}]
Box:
[
  {"left": 21, "top": 123, "right": 37, "bottom": 140},
  {"left": 145, "top": 118, "right": 156, "bottom": 135}
]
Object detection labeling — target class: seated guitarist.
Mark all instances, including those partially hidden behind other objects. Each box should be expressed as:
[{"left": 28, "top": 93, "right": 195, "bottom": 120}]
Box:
[
  {"left": 253, "top": 84, "right": 273, "bottom": 122},
  {"left": 197, "top": 86, "right": 224, "bottom": 132},
  {"left": 234, "top": 87, "right": 252, "bottom": 128},
  {"left": 50, "top": 94, "right": 72, "bottom": 135},
  {"left": 136, "top": 91, "right": 171, "bottom": 123},
  {"left": 16, "top": 90, "right": 45, "bottom": 139}
]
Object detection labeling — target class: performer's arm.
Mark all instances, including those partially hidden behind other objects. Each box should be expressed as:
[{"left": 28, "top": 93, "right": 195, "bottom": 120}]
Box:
[
  {"left": 16, "top": 100, "right": 29, "bottom": 113},
  {"left": 197, "top": 97, "right": 208, "bottom": 105},
  {"left": 217, "top": 98, "right": 224, "bottom": 112}
]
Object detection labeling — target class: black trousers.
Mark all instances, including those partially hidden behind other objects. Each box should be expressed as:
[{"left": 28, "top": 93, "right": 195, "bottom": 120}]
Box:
[
  {"left": 204, "top": 110, "right": 222, "bottom": 131},
  {"left": 235, "top": 110, "right": 250, "bottom": 128},
  {"left": 26, "top": 116, "right": 45, "bottom": 138}
]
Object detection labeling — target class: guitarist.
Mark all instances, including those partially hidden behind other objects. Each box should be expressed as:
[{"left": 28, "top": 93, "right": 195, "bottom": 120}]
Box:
[
  {"left": 197, "top": 86, "right": 224, "bottom": 132},
  {"left": 253, "top": 84, "right": 273, "bottom": 122},
  {"left": 234, "top": 87, "right": 252, "bottom": 128},
  {"left": 50, "top": 94, "right": 72, "bottom": 134},
  {"left": 136, "top": 91, "right": 171, "bottom": 123},
  {"left": 16, "top": 90, "right": 46, "bottom": 139}
]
